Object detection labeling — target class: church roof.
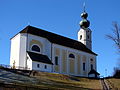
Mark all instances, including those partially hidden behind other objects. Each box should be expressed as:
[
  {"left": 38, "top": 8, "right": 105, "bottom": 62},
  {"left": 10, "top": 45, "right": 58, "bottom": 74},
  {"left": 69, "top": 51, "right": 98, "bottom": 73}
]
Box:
[
  {"left": 20, "top": 25, "right": 97, "bottom": 55},
  {"left": 27, "top": 51, "right": 53, "bottom": 65},
  {"left": 88, "top": 69, "right": 100, "bottom": 75}
]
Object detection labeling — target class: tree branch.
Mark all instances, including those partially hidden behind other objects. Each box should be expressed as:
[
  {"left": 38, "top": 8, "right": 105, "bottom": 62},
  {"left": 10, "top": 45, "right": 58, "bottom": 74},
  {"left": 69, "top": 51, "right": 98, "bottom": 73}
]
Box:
[{"left": 106, "top": 22, "right": 120, "bottom": 52}]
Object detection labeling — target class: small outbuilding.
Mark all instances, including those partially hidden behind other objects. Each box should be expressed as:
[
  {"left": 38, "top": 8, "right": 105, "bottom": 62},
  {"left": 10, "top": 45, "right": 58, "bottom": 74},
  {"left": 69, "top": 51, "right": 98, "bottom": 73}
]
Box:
[
  {"left": 27, "top": 51, "right": 53, "bottom": 72},
  {"left": 88, "top": 69, "right": 100, "bottom": 78}
]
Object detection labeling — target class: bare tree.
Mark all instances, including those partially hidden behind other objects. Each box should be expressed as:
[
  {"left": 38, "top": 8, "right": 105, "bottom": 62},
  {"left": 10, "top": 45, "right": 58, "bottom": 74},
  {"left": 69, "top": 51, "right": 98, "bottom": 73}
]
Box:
[
  {"left": 106, "top": 22, "right": 120, "bottom": 53},
  {"left": 106, "top": 22, "right": 120, "bottom": 77}
]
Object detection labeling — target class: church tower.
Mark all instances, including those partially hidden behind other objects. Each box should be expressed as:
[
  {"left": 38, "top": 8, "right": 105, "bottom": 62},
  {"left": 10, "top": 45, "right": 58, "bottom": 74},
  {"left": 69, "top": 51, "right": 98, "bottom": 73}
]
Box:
[{"left": 78, "top": 5, "right": 92, "bottom": 50}]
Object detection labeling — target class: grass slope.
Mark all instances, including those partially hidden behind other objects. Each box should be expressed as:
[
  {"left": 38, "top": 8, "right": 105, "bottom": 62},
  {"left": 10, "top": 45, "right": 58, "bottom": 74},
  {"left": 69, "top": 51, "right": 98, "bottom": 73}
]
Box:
[
  {"left": 106, "top": 78, "right": 120, "bottom": 89},
  {"left": 0, "top": 68, "right": 102, "bottom": 90},
  {"left": 31, "top": 71, "right": 101, "bottom": 89}
]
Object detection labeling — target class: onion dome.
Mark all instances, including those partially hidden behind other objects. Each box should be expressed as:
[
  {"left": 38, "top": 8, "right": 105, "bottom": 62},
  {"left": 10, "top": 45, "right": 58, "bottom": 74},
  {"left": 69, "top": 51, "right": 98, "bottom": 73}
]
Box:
[
  {"left": 80, "top": 12, "right": 90, "bottom": 29},
  {"left": 80, "top": 19, "right": 90, "bottom": 28},
  {"left": 81, "top": 12, "right": 88, "bottom": 19}
]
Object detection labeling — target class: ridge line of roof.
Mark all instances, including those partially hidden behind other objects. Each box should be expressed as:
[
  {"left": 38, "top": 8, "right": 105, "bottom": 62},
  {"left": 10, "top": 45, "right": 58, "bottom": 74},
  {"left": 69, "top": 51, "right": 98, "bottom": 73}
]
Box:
[
  {"left": 28, "top": 25, "right": 79, "bottom": 42},
  {"left": 19, "top": 25, "right": 97, "bottom": 55}
]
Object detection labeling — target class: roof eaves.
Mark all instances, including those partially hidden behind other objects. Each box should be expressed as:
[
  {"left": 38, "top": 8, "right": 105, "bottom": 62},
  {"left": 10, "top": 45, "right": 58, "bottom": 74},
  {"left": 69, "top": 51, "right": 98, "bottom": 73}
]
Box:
[{"left": 20, "top": 25, "right": 97, "bottom": 55}]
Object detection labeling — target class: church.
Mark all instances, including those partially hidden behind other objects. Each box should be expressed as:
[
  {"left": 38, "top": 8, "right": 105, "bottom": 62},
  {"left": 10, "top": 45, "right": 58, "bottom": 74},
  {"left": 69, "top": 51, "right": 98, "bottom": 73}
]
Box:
[{"left": 10, "top": 10, "right": 99, "bottom": 77}]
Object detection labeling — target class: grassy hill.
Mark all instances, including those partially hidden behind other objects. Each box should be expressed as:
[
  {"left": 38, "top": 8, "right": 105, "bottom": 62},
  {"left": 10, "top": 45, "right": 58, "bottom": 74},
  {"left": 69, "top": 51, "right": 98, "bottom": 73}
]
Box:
[
  {"left": 32, "top": 71, "right": 101, "bottom": 89},
  {"left": 31, "top": 72, "right": 101, "bottom": 89},
  {"left": 0, "top": 68, "right": 102, "bottom": 90},
  {"left": 106, "top": 78, "right": 120, "bottom": 89}
]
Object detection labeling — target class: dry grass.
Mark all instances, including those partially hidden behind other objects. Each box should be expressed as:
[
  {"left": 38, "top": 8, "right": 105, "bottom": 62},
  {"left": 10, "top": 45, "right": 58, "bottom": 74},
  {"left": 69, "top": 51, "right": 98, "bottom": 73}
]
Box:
[
  {"left": 0, "top": 69, "right": 102, "bottom": 90},
  {"left": 32, "top": 71, "right": 102, "bottom": 90},
  {"left": 107, "top": 78, "right": 120, "bottom": 89}
]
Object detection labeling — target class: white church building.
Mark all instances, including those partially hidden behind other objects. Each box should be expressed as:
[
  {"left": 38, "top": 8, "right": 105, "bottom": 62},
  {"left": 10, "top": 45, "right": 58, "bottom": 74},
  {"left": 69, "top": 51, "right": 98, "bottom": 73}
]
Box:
[{"left": 10, "top": 10, "right": 99, "bottom": 77}]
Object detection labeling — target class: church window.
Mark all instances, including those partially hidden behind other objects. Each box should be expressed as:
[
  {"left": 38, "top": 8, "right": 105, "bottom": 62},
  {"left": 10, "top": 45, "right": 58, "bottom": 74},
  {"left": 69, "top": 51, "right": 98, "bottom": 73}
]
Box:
[
  {"left": 55, "top": 56, "right": 58, "bottom": 65},
  {"left": 91, "top": 64, "right": 93, "bottom": 70},
  {"left": 80, "top": 35, "right": 82, "bottom": 40},
  {"left": 90, "top": 59, "right": 93, "bottom": 61},
  {"left": 69, "top": 53, "right": 75, "bottom": 58},
  {"left": 87, "top": 35, "right": 89, "bottom": 39},
  {"left": 37, "top": 64, "right": 40, "bottom": 68},
  {"left": 45, "top": 65, "right": 47, "bottom": 69},
  {"left": 31, "top": 45, "right": 40, "bottom": 52},
  {"left": 83, "top": 63, "right": 85, "bottom": 71}
]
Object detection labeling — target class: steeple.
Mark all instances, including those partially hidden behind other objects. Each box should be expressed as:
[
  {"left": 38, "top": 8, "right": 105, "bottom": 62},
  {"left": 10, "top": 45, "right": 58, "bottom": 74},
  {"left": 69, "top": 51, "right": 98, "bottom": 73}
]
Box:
[
  {"left": 78, "top": 3, "right": 92, "bottom": 50},
  {"left": 80, "top": 3, "right": 90, "bottom": 29}
]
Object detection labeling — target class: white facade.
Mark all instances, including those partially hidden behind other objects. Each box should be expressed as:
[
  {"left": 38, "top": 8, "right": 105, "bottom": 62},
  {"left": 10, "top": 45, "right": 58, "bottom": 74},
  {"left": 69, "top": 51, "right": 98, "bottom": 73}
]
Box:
[
  {"left": 10, "top": 33, "right": 27, "bottom": 68},
  {"left": 10, "top": 34, "right": 21, "bottom": 67},
  {"left": 52, "top": 43, "right": 96, "bottom": 77},
  {"left": 32, "top": 62, "right": 52, "bottom": 72},
  {"left": 88, "top": 74, "right": 96, "bottom": 78},
  {"left": 78, "top": 28, "right": 92, "bottom": 50},
  {"left": 27, "top": 54, "right": 52, "bottom": 72},
  {"left": 10, "top": 26, "right": 98, "bottom": 77},
  {"left": 88, "top": 74, "right": 100, "bottom": 78},
  {"left": 27, "top": 34, "right": 52, "bottom": 59}
]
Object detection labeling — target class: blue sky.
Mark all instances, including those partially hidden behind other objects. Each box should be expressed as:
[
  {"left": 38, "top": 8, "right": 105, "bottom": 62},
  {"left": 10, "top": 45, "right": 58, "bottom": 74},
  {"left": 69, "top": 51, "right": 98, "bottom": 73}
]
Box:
[{"left": 0, "top": 0, "right": 120, "bottom": 77}]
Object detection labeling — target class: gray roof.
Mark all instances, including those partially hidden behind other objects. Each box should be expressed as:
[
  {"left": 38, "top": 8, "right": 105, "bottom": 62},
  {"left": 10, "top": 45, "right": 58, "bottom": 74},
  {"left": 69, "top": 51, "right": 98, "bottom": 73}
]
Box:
[
  {"left": 88, "top": 69, "right": 100, "bottom": 75},
  {"left": 20, "top": 25, "right": 97, "bottom": 55},
  {"left": 28, "top": 51, "right": 53, "bottom": 65}
]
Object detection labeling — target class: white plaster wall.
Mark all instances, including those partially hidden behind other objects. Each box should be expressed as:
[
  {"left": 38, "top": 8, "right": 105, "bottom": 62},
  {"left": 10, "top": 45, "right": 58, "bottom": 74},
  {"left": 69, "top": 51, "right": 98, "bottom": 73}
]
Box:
[
  {"left": 88, "top": 56, "right": 96, "bottom": 73},
  {"left": 10, "top": 34, "right": 21, "bottom": 67},
  {"left": 26, "top": 53, "right": 52, "bottom": 72},
  {"left": 86, "top": 56, "right": 89, "bottom": 77},
  {"left": 88, "top": 74, "right": 95, "bottom": 77},
  {"left": 81, "top": 55, "right": 88, "bottom": 77},
  {"left": 52, "top": 43, "right": 97, "bottom": 77},
  {"left": 78, "top": 28, "right": 86, "bottom": 43},
  {"left": 52, "top": 43, "right": 55, "bottom": 72},
  {"left": 10, "top": 30, "right": 96, "bottom": 77},
  {"left": 94, "top": 58, "right": 96, "bottom": 70},
  {"left": 27, "top": 54, "right": 32, "bottom": 70},
  {"left": 19, "top": 33, "right": 27, "bottom": 68},
  {"left": 80, "top": 55, "right": 83, "bottom": 76},
  {"left": 53, "top": 43, "right": 96, "bottom": 61},
  {"left": 89, "top": 74, "right": 99, "bottom": 78},
  {"left": 27, "top": 34, "right": 52, "bottom": 59},
  {"left": 75, "top": 54, "right": 78, "bottom": 75},
  {"left": 32, "top": 61, "right": 52, "bottom": 72},
  {"left": 78, "top": 28, "right": 92, "bottom": 50},
  {"left": 10, "top": 33, "right": 27, "bottom": 69}
]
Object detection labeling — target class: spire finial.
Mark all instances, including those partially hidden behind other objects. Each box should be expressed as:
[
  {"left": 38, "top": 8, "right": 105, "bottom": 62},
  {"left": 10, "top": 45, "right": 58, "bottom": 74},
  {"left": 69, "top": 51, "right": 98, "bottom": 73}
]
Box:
[
  {"left": 83, "top": 2, "right": 86, "bottom": 12},
  {"left": 79, "top": 2, "right": 90, "bottom": 29}
]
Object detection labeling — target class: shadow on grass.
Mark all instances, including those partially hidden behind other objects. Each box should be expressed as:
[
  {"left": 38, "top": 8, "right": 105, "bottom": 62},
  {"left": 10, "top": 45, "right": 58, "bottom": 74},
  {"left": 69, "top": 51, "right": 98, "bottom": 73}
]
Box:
[{"left": 0, "top": 82, "right": 90, "bottom": 90}]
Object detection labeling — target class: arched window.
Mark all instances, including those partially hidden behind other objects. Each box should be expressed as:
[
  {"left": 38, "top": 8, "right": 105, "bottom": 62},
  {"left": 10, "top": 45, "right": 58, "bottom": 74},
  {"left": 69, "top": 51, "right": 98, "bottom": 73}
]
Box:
[
  {"left": 87, "top": 35, "right": 89, "bottom": 39},
  {"left": 90, "top": 59, "right": 93, "bottom": 61},
  {"left": 37, "top": 64, "right": 40, "bottom": 68},
  {"left": 80, "top": 35, "right": 82, "bottom": 40},
  {"left": 55, "top": 56, "right": 58, "bottom": 65},
  {"left": 83, "top": 63, "right": 85, "bottom": 71},
  {"left": 91, "top": 64, "right": 93, "bottom": 70},
  {"left": 69, "top": 53, "right": 75, "bottom": 58},
  {"left": 45, "top": 65, "right": 47, "bottom": 69},
  {"left": 31, "top": 45, "right": 40, "bottom": 52}
]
